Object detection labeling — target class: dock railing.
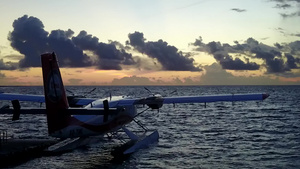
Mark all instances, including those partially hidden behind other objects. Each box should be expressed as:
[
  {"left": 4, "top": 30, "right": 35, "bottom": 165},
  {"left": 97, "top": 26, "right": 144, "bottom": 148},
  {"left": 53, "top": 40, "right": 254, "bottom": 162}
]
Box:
[{"left": 0, "top": 129, "right": 8, "bottom": 147}]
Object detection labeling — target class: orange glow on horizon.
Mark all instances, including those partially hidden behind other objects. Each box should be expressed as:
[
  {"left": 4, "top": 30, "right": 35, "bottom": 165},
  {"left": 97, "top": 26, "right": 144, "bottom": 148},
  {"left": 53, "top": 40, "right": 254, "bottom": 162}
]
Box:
[{"left": 279, "top": 77, "right": 300, "bottom": 82}]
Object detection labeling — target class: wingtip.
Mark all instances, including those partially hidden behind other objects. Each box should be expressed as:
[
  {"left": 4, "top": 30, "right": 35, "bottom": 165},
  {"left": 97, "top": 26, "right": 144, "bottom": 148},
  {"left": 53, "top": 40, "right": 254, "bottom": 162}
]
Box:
[{"left": 262, "top": 93, "right": 270, "bottom": 100}]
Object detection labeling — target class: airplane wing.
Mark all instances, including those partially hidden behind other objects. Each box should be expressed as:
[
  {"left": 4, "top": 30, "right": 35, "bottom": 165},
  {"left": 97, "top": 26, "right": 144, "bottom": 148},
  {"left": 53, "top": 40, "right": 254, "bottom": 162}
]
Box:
[
  {"left": 162, "top": 93, "right": 269, "bottom": 104},
  {"left": 0, "top": 92, "right": 269, "bottom": 108},
  {"left": 117, "top": 93, "right": 269, "bottom": 107}
]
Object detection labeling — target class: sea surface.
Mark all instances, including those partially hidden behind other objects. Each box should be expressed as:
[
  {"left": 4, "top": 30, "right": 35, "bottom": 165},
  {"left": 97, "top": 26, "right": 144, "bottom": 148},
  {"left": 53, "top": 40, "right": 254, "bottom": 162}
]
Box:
[{"left": 0, "top": 85, "right": 299, "bottom": 169}]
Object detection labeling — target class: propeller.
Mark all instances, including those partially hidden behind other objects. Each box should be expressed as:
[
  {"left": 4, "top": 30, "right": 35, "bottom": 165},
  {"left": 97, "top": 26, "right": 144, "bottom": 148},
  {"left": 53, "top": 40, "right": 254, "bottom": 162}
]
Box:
[
  {"left": 142, "top": 87, "right": 177, "bottom": 111},
  {"left": 66, "top": 88, "right": 96, "bottom": 98},
  {"left": 66, "top": 89, "right": 75, "bottom": 96},
  {"left": 144, "top": 87, "right": 177, "bottom": 97},
  {"left": 144, "top": 87, "right": 157, "bottom": 97},
  {"left": 85, "top": 88, "right": 96, "bottom": 95},
  {"left": 66, "top": 88, "right": 97, "bottom": 107},
  {"left": 169, "top": 89, "right": 177, "bottom": 95}
]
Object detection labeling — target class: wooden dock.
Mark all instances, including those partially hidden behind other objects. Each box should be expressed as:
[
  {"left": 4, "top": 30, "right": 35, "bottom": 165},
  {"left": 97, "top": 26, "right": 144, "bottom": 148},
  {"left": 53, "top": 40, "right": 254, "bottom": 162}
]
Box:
[{"left": 0, "top": 138, "right": 59, "bottom": 167}]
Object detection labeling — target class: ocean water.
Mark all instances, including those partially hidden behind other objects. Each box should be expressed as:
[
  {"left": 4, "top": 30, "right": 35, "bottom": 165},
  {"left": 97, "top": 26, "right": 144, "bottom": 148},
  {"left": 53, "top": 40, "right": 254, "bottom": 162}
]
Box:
[{"left": 0, "top": 85, "right": 299, "bottom": 169}]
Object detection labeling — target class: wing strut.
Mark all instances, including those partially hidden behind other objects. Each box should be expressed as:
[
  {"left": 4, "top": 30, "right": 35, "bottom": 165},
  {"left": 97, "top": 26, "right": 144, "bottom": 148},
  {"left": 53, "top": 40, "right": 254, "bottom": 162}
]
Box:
[
  {"left": 103, "top": 100, "right": 109, "bottom": 122},
  {"left": 12, "top": 100, "right": 20, "bottom": 121}
]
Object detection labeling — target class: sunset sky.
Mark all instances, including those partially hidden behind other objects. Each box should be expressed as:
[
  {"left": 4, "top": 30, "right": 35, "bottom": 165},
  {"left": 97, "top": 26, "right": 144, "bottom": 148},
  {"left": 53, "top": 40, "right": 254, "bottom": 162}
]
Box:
[{"left": 0, "top": 0, "right": 299, "bottom": 86}]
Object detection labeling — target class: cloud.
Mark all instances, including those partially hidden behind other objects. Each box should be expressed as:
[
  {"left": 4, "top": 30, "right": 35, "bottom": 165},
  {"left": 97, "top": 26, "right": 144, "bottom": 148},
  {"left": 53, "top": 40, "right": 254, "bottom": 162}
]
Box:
[
  {"left": 0, "top": 72, "right": 5, "bottom": 78},
  {"left": 133, "top": 56, "right": 162, "bottom": 71},
  {"left": 273, "top": 27, "right": 300, "bottom": 38},
  {"left": 288, "top": 41, "right": 300, "bottom": 55},
  {"left": 280, "top": 12, "right": 300, "bottom": 18},
  {"left": 231, "top": 8, "right": 247, "bottom": 12},
  {"left": 111, "top": 75, "right": 156, "bottom": 85},
  {"left": 7, "top": 15, "right": 135, "bottom": 70},
  {"left": 0, "top": 59, "right": 17, "bottom": 70},
  {"left": 191, "top": 37, "right": 300, "bottom": 74},
  {"left": 109, "top": 63, "right": 300, "bottom": 85},
  {"left": 8, "top": 15, "right": 48, "bottom": 68},
  {"left": 214, "top": 54, "right": 260, "bottom": 70},
  {"left": 249, "top": 40, "right": 300, "bottom": 73},
  {"left": 285, "top": 53, "right": 300, "bottom": 69},
  {"left": 3, "top": 54, "right": 24, "bottom": 61},
  {"left": 269, "top": 0, "right": 300, "bottom": 18},
  {"left": 291, "top": 33, "right": 300, "bottom": 37},
  {"left": 68, "top": 78, "right": 83, "bottom": 85},
  {"left": 127, "top": 31, "right": 201, "bottom": 71},
  {"left": 199, "top": 63, "right": 299, "bottom": 85},
  {"left": 110, "top": 74, "right": 203, "bottom": 86},
  {"left": 191, "top": 37, "right": 260, "bottom": 71},
  {"left": 72, "top": 31, "right": 136, "bottom": 70},
  {"left": 48, "top": 29, "right": 93, "bottom": 67},
  {"left": 274, "top": 3, "right": 292, "bottom": 9}
]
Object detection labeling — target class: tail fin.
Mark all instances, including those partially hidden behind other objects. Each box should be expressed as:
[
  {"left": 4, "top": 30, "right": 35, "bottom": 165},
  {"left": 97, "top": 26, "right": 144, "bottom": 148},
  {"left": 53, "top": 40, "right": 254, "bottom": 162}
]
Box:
[{"left": 41, "top": 52, "right": 70, "bottom": 135}]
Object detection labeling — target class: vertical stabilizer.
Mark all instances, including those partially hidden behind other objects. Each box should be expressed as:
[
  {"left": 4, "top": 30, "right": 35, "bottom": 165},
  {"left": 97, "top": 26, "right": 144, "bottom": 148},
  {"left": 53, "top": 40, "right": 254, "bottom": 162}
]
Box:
[{"left": 41, "top": 52, "right": 70, "bottom": 135}]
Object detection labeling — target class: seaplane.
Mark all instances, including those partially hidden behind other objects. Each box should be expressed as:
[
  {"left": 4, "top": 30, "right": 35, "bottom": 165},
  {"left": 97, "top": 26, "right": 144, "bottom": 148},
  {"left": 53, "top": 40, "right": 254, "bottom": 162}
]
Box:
[{"left": 0, "top": 52, "right": 269, "bottom": 157}]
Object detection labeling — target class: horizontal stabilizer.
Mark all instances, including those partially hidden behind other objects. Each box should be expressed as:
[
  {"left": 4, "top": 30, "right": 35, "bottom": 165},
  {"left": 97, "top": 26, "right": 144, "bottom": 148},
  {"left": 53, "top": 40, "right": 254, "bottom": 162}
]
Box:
[
  {"left": 0, "top": 93, "right": 45, "bottom": 102},
  {"left": 0, "top": 93, "right": 96, "bottom": 107}
]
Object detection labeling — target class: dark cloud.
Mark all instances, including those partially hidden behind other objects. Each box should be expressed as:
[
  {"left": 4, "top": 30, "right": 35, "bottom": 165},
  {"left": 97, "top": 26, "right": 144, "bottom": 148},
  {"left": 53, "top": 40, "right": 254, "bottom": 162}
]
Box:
[
  {"left": 231, "top": 8, "right": 247, "bottom": 12},
  {"left": 288, "top": 41, "right": 300, "bottom": 55},
  {"left": 8, "top": 15, "right": 135, "bottom": 70},
  {"left": 274, "top": 42, "right": 284, "bottom": 49},
  {"left": 191, "top": 38, "right": 260, "bottom": 71},
  {"left": 215, "top": 54, "right": 260, "bottom": 70},
  {"left": 127, "top": 32, "right": 145, "bottom": 49},
  {"left": 266, "top": 57, "right": 287, "bottom": 73},
  {"left": 8, "top": 15, "right": 48, "bottom": 68},
  {"left": 48, "top": 29, "right": 92, "bottom": 67},
  {"left": 191, "top": 37, "right": 300, "bottom": 74},
  {"left": 249, "top": 40, "right": 300, "bottom": 73},
  {"left": 127, "top": 32, "right": 201, "bottom": 71},
  {"left": 285, "top": 53, "right": 300, "bottom": 69},
  {"left": 72, "top": 31, "right": 135, "bottom": 70}
]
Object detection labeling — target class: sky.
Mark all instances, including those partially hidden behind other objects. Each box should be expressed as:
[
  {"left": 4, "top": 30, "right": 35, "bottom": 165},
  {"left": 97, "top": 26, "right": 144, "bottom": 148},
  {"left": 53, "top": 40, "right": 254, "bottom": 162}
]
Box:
[{"left": 0, "top": 0, "right": 299, "bottom": 86}]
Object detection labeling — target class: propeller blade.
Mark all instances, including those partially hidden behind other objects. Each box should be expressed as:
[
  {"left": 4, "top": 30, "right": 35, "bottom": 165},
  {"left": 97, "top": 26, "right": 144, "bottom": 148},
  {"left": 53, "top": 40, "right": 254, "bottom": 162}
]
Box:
[
  {"left": 144, "top": 87, "right": 152, "bottom": 94},
  {"left": 86, "top": 88, "right": 96, "bottom": 95},
  {"left": 169, "top": 90, "right": 177, "bottom": 95},
  {"left": 66, "top": 89, "right": 74, "bottom": 96}
]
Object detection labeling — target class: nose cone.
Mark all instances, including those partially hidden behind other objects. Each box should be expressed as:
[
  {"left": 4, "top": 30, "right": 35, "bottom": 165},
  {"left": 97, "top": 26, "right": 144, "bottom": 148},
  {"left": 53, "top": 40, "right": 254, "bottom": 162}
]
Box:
[{"left": 262, "top": 93, "right": 270, "bottom": 100}]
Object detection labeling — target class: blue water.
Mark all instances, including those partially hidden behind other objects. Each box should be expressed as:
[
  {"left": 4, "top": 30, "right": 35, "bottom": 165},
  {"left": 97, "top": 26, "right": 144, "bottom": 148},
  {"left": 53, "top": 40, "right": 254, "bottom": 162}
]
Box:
[{"left": 0, "top": 86, "right": 299, "bottom": 168}]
